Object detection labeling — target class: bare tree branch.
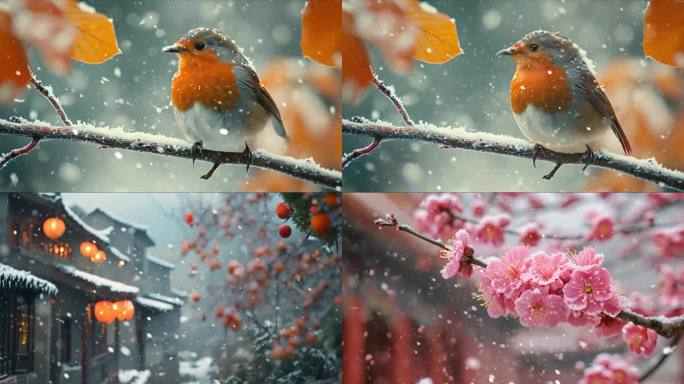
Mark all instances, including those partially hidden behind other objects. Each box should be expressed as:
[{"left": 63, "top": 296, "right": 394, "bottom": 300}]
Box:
[
  {"left": 638, "top": 331, "right": 682, "bottom": 382},
  {"left": 342, "top": 73, "right": 414, "bottom": 168},
  {"left": 0, "top": 71, "right": 74, "bottom": 169},
  {"left": 344, "top": 119, "right": 684, "bottom": 191},
  {"left": 0, "top": 119, "right": 342, "bottom": 190}
]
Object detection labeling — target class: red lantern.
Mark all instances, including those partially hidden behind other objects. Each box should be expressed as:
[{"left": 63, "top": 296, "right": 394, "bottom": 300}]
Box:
[
  {"left": 114, "top": 300, "right": 135, "bottom": 321},
  {"left": 91, "top": 250, "right": 107, "bottom": 263},
  {"left": 43, "top": 217, "right": 66, "bottom": 240},
  {"left": 80, "top": 242, "right": 97, "bottom": 258},
  {"left": 94, "top": 301, "right": 115, "bottom": 323}
]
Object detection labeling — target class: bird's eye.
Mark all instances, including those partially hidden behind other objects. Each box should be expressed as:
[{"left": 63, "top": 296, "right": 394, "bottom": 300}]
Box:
[
  {"left": 194, "top": 42, "right": 206, "bottom": 51},
  {"left": 528, "top": 43, "right": 539, "bottom": 52}
]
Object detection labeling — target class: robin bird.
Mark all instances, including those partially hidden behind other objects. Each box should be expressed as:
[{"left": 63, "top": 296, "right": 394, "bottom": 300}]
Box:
[
  {"left": 498, "top": 30, "right": 631, "bottom": 179},
  {"left": 163, "top": 28, "right": 287, "bottom": 178}
]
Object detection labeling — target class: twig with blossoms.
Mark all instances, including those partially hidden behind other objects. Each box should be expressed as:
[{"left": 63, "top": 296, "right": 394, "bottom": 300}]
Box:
[{"left": 375, "top": 213, "right": 684, "bottom": 382}]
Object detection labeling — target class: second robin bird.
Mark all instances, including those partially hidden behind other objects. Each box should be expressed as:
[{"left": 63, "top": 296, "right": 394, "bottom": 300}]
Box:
[
  {"left": 498, "top": 30, "right": 631, "bottom": 179},
  {"left": 163, "top": 28, "right": 287, "bottom": 175}
]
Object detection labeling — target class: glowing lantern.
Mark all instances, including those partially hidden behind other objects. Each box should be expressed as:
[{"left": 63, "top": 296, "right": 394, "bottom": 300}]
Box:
[
  {"left": 43, "top": 217, "right": 65, "bottom": 240},
  {"left": 91, "top": 250, "right": 106, "bottom": 263},
  {"left": 80, "top": 242, "right": 97, "bottom": 258},
  {"left": 114, "top": 300, "right": 135, "bottom": 321},
  {"left": 94, "top": 301, "right": 115, "bottom": 323}
]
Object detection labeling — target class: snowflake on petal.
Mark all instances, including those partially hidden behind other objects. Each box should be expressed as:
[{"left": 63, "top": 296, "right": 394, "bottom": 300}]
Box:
[
  {"left": 485, "top": 246, "right": 531, "bottom": 299},
  {"left": 523, "top": 251, "right": 567, "bottom": 287}
]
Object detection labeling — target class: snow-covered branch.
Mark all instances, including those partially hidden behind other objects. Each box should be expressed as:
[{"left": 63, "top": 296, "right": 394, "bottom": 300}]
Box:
[
  {"left": 344, "top": 119, "right": 684, "bottom": 191},
  {"left": 0, "top": 119, "right": 342, "bottom": 190}
]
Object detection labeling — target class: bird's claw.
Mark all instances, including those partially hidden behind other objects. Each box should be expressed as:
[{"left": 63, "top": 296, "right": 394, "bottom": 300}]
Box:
[
  {"left": 242, "top": 142, "right": 253, "bottom": 173},
  {"left": 191, "top": 141, "right": 204, "bottom": 167},
  {"left": 532, "top": 144, "right": 544, "bottom": 168},
  {"left": 581, "top": 145, "right": 594, "bottom": 172},
  {"left": 542, "top": 162, "right": 563, "bottom": 180}
]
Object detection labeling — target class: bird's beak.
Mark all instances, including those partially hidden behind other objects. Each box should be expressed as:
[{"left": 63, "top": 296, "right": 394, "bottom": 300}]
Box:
[
  {"left": 497, "top": 46, "right": 516, "bottom": 56},
  {"left": 162, "top": 44, "right": 182, "bottom": 53}
]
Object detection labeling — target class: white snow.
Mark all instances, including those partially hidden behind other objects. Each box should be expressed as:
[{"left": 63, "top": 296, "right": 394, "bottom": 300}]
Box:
[
  {"left": 147, "top": 293, "right": 184, "bottom": 306},
  {"left": 136, "top": 296, "right": 174, "bottom": 312},
  {"left": 179, "top": 356, "right": 216, "bottom": 381},
  {"left": 146, "top": 255, "right": 175, "bottom": 269},
  {"left": 57, "top": 264, "right": 139, "bottom": 294},
  {"left": 118, "top": 369, "right": 150, "bottom": 384},
  {"left": 0, "top": 263, "right": 58, "bottom": 295}
]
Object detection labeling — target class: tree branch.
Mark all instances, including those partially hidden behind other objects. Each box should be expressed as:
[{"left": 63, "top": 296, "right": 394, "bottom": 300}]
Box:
[
  {"left": 344, "top": 119, "right": 684, "bottom": 191},
  {"left": 0, "top": 119, "right": 342, "bottom": 190},
  {"left": 374, "top": 215, "right": 684, "bottom": 338},
  {"left": 638, "top": 331, "right": 682, "bottom": 382},
  {"left": 1, "top": 71, "right": 74, "bottom": 169},
  {"left": 342, "top": 73, "right": 413, "bottom": 168}
]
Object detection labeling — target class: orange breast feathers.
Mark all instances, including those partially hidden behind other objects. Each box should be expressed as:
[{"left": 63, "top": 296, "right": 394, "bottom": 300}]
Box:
[
  {"left": 510, "top": 53, "right": 572, "bottom": 115},
  {"left": 171, "top": 51, "right": 240, "bottom": 112}
]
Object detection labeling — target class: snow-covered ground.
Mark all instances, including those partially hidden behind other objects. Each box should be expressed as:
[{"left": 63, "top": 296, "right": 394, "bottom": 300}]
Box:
[
  {"left": 178, "top": 351, "right": 218, "bottom": 384},
  {"left": 119, "top": 369, "right": 150, "bottom": 384}
]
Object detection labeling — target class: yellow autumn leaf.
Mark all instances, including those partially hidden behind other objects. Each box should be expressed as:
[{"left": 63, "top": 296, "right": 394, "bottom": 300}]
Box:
[
  {"left": 404, "top": 0, "right": 462, "bottom": 64},
  {"left": 61, "top": 0, "right": 120, "bottom": 64},
  {"left": 643, "top": 0, "right": 684, "bottom": 67}
]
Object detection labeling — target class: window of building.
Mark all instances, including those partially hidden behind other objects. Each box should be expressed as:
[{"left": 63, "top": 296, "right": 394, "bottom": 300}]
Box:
[
  {"left": 0, "top": 292, "right": 34, "bottom": 378},
  {"left": 59, "top": 318, "right": 72, "bottom": 364}
]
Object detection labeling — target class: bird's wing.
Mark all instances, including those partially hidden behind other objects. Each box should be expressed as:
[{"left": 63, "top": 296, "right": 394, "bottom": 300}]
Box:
[
  {"left": 574, "top": 72, "right": 631, "bottom": 155},
  {"left": 236, "top": 65, "right": 288, "bottom": 139}
]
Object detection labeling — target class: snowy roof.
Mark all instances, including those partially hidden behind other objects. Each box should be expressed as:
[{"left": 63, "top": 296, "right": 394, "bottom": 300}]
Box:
[
  {"left": 0, "top": 263, "right": 58, "bottom": 295},
  {"left": 56, "top": 264, "right": 139, "bottom": 294},
  {"left": 147, "top": 292, "right": 184, "bottom": 306},
  {"left": 88, "top": 208, "right": 155, "bottom": 247},
  {"left": 90, "top": 208, "right": 148, "bottom": 231},
  {"left": 147, "top": 255, "right": 174, "bottom": 269},
  {"left": 171, "top": 287, "right": 188, "bottom": 298},
  {"left": 136, "top": 296, "right": 174, "bottom": 312}
]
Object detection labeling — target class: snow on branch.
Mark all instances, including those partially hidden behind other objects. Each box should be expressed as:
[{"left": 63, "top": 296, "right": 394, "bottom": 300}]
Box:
[
  {"left": 0, "top": 119, "right": 342, "bottom": 190},
  {"left": 344, "top": 119, "right": 684, "bottom": 191}
]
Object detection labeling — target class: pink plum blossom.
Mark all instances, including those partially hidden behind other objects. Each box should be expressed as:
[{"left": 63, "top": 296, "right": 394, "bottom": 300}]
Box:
[
  {"left": 519, "top": 223, "right": 542, "bottom": 247},
  {"left": 440, "top": 230, "right": 474, "bottom": 279},
  {"left": 580, "top": 353, "right": 639, "bottom": 384},
  {"left": 651, "top": 226, "right": 684, "bottom": 259},
  {"left": 622, "top": 323, "right": 658, "bottom": 357},
  {"left": 471, "top": 199, "right": 485, "bottom": 217},
  {"left": 485, "top": 246, "right": 531, "bottom": 299},
  {"left": 414, "top": 194, "right": 463, "bottom": 240},
  {"left": 594, "top": 315, "right": 626, "bottom": 339},
  {"left": 514, "top": 287, "right": 569, "bottom": 327},
  {"left": 587, "top": 213, "right": 615, "bottom": 242},
  {"left": 523, "top": 251, "right": 567, "bottom": 286},
  {"left": 476, "top": 271, "right": 515, "bottom": 318},
  {"left": 474, "top": 214, "right": 510, "bottom": 246},
  {"left": 563, "top": 267, "right": 617, "bottom": 315},
  {"left": 572, "top": 247, "right": 604, "bottom": 270}
]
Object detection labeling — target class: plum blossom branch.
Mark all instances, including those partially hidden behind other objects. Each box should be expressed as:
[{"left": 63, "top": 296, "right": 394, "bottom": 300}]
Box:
[
  {"left": 342, "top": 72, "right": 413, "bottom": 168},
  {"left": 374, "top": 214, "right": 684, "bottom": 337},
  {"left": 344, "top": 119, "right": 684, "bottom": 191},
  {"left": 0, "top": 119, "right": 342, "bottom": 190}
]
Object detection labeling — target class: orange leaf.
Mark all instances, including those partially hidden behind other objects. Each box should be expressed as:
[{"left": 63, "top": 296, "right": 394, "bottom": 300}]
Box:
[
  {"left": 301, "top": 0, "right": 342, "bottom": 66},
  {"left": 404, "top": 0, "right": 462, "bottom": 64},
  {"left": 60, "top": 0, "right": 120, "bottom": 64},
  {"left": 342, "top": 12, "right": 372, "bottom": 100},
  {"left": 0, "top": 12, "right": 30, "bottom": 102},
  {"left": 643, "top": 0, "right": 684, "bottom": 67}
]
